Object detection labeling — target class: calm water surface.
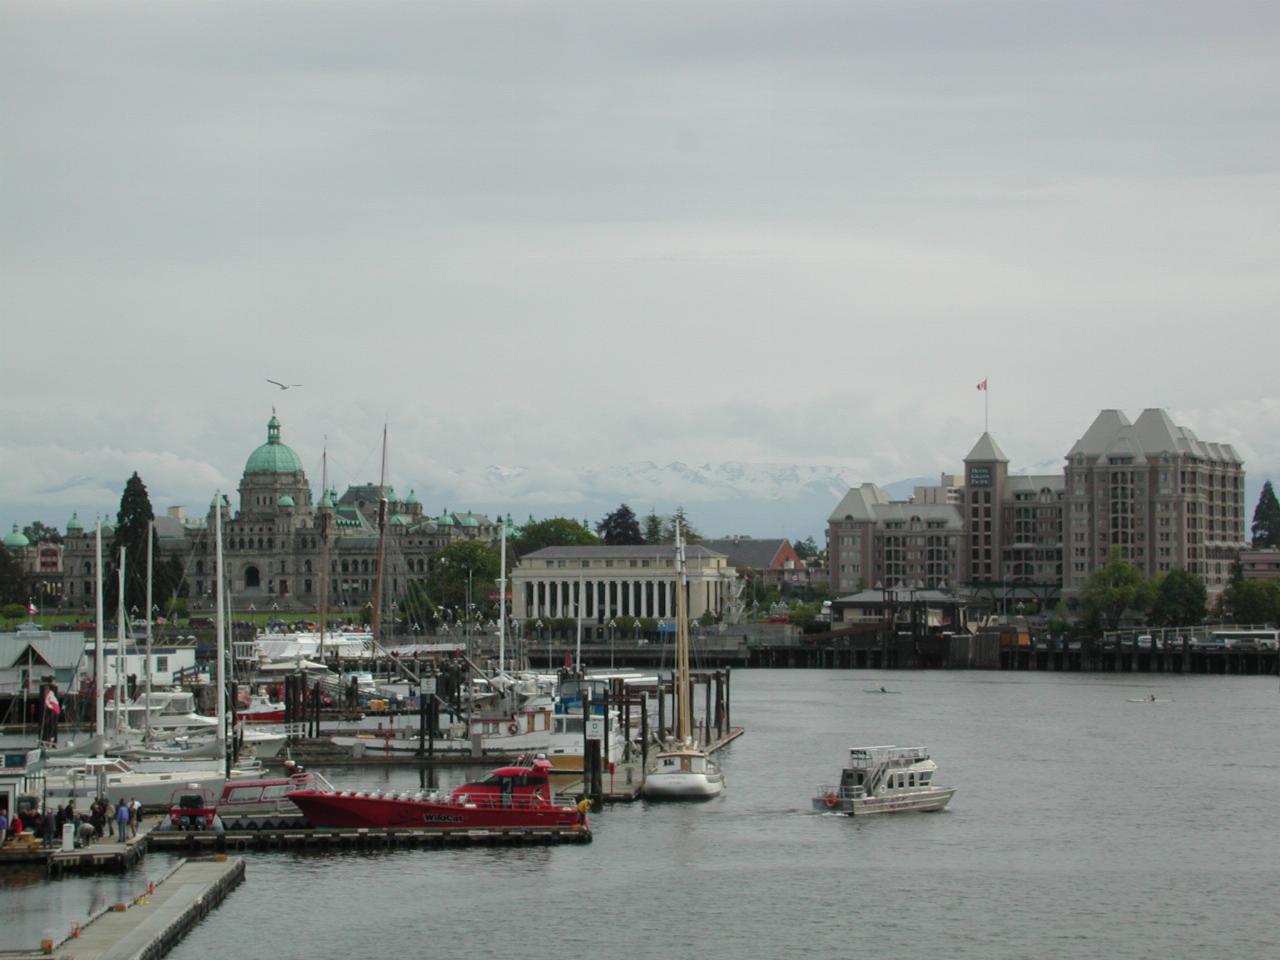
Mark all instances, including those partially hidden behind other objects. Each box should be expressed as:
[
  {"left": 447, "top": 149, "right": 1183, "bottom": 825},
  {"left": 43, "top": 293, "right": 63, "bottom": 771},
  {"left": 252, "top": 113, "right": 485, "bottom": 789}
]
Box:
[{"left": 7, "top": 670, "right": 1280, "bottom": 958}]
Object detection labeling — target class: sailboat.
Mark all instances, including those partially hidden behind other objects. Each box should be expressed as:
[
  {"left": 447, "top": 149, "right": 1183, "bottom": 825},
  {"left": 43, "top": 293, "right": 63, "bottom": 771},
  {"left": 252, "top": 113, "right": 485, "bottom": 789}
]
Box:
[{"left": 641, "top": 522, "right": 725, "bottom": 800}]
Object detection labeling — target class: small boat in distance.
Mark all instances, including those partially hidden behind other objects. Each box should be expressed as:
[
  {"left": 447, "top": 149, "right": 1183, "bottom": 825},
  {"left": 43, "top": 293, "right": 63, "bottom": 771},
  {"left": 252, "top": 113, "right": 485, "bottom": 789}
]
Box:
[
  {"left": 813, "top": 745, "right": 954, "bottom": 816},
  {"left": 1126, "top": 696, "right": 1174, "bottom": 703},
  {"left": 864, "top": 686, "right": 901, "bottom": 694},
  {"left": 287, "top": 757, "right": 588, "bottom": 831}
]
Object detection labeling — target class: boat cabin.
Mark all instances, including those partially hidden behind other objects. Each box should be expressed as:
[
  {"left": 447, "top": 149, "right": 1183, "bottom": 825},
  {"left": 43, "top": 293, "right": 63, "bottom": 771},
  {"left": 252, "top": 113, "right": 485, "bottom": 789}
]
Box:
[
  {"left": 839, "top": 746, "right": 937, "bottom": 795},
  {"left": 450, "top": 759, "right": 554, "bottom": 806}
]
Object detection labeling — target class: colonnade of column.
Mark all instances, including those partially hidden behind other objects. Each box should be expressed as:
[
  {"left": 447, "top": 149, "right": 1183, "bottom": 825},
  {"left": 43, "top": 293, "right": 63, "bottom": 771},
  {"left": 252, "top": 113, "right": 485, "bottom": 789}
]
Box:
[{"left": 520, "top": 577, "right": 692, "bottom": 620}]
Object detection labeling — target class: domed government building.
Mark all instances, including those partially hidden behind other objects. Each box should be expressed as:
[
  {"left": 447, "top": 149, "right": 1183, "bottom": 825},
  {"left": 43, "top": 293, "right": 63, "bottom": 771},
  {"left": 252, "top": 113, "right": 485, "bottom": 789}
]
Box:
[{"left": 58, "top": 415, "right": 504, "bottom": 615}]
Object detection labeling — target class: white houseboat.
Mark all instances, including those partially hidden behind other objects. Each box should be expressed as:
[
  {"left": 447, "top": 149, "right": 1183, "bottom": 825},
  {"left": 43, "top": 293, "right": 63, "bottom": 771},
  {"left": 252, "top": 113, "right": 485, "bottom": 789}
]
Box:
[{"left": 813, "top": 745, "right": 954, "bottom": 815}]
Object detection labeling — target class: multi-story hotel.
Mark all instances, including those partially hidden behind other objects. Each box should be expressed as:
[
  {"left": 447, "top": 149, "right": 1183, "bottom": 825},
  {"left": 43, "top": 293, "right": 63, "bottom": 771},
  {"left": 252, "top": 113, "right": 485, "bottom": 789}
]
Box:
[
  {"left": 827, "top": 408, "right": 1245, "bottom": 602},
  {"left": 1061, "top": 409, "right": 1244, "bottom": 595}
]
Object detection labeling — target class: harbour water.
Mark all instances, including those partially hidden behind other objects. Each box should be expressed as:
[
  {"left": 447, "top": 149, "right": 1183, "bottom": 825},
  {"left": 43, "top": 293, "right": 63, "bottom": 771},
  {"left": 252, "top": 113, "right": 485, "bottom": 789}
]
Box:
[{"left": 6, "top": 669, "right": 1279, "bottom": 958}]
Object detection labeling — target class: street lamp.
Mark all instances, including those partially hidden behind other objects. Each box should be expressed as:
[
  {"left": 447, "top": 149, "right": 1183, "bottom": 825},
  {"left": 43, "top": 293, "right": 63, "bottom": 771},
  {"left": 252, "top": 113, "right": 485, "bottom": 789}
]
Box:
[
  {"left": 536, "top": 619, "right": 546, "bottom": 670},
  {"left": 607, "top": 619, "right": 616, "bottom": 670}
]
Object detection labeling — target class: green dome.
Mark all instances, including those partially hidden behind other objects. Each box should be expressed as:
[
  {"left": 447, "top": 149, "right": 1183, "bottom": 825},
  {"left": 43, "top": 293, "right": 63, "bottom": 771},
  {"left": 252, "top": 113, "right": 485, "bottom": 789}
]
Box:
[
  {"left": 277, "top": 494, "right": 296, "bottom": 507},
  {"left": 405, "top": 489, "right": 420, "bottom": 506},
  {"left": 244, "top": 415, "right": 304, "bottom": 475},
  {"left": 4, "top": 524, "right": 30, "bottom": 548},
  {"left": 319, "top": 488, "right": 337, "bottom": 509},
  {"left": 67, "top": 512, "right": 83, "bottom": 532}
]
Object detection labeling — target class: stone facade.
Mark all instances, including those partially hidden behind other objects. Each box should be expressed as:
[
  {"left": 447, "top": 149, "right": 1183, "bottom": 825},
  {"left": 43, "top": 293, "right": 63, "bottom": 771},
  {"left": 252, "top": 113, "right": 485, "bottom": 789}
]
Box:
[
  {"left": 827, "top": 407, "right": 1243, "bottom": 602},
  {"left": 510, "top": 545, "right": 740, "bottom": 624},
  {"left": 58, "top": 414, "right": 502, "bottom": 613}
]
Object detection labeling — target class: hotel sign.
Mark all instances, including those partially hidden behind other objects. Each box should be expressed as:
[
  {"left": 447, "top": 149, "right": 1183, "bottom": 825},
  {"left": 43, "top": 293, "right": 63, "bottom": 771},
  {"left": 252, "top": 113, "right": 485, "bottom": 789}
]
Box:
[{"left": 969, "top": 466, "right": 992, "bottom": 487}]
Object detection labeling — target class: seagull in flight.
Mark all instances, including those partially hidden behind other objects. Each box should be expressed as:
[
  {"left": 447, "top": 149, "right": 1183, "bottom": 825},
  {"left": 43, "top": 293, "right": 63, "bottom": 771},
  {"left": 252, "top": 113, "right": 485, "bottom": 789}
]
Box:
[{"left": 267, "top": 379, "right": 304, "bottom": 390}]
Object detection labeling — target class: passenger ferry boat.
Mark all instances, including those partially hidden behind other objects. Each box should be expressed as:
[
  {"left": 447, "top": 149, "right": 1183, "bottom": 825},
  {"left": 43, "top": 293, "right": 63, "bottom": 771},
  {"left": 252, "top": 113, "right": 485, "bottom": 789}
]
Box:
[{"left": 813, "top": 745, "right": 954, "bottom": 816}]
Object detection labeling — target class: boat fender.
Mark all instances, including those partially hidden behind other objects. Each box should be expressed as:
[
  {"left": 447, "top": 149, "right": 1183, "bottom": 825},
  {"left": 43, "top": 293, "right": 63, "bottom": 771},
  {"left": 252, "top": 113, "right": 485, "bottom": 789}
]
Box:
[
  {"left": 823, "top": 793, "right": 839, "bottom": 810},
  {"left": 508, "top": 722, "right": 519, "bottom": 735}
]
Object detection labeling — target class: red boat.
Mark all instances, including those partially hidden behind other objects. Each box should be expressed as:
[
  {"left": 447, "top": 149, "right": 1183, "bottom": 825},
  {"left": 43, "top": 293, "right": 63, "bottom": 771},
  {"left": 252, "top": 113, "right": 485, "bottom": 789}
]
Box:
[{"left": 286, "top": 758, "right": 588, "bottom": 831}]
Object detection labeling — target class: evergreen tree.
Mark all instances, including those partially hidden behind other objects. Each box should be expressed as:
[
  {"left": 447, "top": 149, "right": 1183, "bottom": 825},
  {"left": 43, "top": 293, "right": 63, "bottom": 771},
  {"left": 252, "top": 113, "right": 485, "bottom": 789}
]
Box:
[
  {"left": 661, "top": 506, "right": 701, "bottom": 543},
  {"left": 0, "top": 543, "right": 24, "bottom": 605},
  {"left": 642, "top": 509, "right": 664, "bottom": 544},
  {"left": 1224, "top": 578, "right": 1280, "bottom": 625},
  {"left": 420, "top": 541, "right": 502, "bottom": 619},
  {"left": 1251, "top": 480, "right": 1280, "bottom": 547},
  {"left": 596, "top": 504, "right": 645, "bottom": 545},
  {"left": 108, "top": 472, "right": 160, "bottom": 617}
]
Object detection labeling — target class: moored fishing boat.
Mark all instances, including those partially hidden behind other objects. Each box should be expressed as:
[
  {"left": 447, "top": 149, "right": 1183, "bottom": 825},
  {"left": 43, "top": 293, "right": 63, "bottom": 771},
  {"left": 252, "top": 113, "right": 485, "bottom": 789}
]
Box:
[
  {"left": 813, "top": 745, "right": 955, "bottom": 815},
  {"left": 287, "top": 757, "right": 587, "bottom": 831}
]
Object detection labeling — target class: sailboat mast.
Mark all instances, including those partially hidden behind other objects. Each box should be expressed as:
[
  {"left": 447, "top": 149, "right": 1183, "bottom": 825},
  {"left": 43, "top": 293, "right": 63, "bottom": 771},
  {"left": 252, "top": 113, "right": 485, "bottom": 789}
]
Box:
[
  {"left": 371, "top": 425, "right": 388, "bottom": 643},
  {"left": 116, "top": 546, "right": 126, "bottom": 736},
  {"left": 144, "top": 518, "right": 153, "bottom": 741},
  {"left": 675, "top": 520, "right": 692, "bottom": 742},
  {"left": 497, "top": 523, "right": 507, "bottom": 673},
  {"left": 94, "top": 520, "right": 105, "bottom": 738},
  {"left": 318, "top": 448, "right": 330, "bottom": 663},
  {"left": 214, "top": 494, "right": 227, "bottom": 763}
]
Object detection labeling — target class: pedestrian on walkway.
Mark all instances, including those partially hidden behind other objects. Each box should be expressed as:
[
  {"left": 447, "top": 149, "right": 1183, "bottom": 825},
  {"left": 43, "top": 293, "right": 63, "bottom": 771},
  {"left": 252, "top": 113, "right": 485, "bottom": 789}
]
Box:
[
  {"left": 115, "top": 797, "right": 130, "bottom": 842},
  {"left": 129, "top": 797, "right": 140, "bottom": 837}
]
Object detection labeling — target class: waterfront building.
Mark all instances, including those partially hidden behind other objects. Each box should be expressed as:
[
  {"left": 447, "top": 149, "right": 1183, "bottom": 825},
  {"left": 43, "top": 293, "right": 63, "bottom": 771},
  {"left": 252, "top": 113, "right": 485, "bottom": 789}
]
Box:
[
  {"left": 699, "top": 537, "right": 809, "bottom": 589},
  {"left": 1239, "top": 548, "right": 1280, "bottom": 582},
  {"left": 510, "top": 544, "right": 741, "bottom": 625},
  {"left": 827, "top": 407, "right": 1241, "bottom": 603},
  {"left": 1061, "top": 409, "right": 1245, "bottom": 596},
  {"left": 57, "top": 414, "right": 503, "bottom": 615}
]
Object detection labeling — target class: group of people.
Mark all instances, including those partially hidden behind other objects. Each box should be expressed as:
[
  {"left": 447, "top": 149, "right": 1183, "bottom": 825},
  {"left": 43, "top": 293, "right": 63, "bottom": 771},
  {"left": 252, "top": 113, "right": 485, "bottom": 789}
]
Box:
[{"left": 0, "top": 797, "right": 142, "bottom": 848}]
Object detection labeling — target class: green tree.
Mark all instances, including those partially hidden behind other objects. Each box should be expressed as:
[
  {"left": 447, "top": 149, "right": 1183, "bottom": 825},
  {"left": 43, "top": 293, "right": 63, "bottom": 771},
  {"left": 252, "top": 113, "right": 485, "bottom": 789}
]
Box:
[
  {"left": 1149, "top": 569, "right": 1207, "bottom": 627},
  {"left": 1251, "top": 480, "right": 1280, "bottom": 547},
  {"left": 107, "top": 473, "right": 162, "bottom": 617},
  {"left": 419, "top": 541, "right": 502, "bottom": 620},
  {"left": 1080, "top": 547, "right": 1152, "bottom": 629},
  {"left": 512, "top": 517, "right": 600, "bottom": 555},
  {"left": 642, "top": 510, "right": 664, "bottom": 544},
  {"left": 0, "top": 544, "right": 24, "bottom": 605},
  {"left": 793, "top": 537, "right": 819, "bottom": 561},
  {"left": 661, "top": 506, "right": 701, "bottom": 543},
  {"left": 1224, "top": 578, "right": 1280, "bottom": 625},
  {"left": 596, "top": 504, "right": 645, "bottom": 545},
  {"left": 23, "top": 521, "right": 63, "bottom": 545}
]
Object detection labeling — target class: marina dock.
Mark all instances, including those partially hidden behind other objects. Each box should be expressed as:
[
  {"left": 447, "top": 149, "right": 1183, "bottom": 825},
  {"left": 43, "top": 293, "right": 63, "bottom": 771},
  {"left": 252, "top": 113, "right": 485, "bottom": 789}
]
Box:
[
  {"left": 147, "top": 824, "right": 590, "bottom": 852},
  {"left": 0, "top": 818, "right": 163, "bottom": 879},
  {"left": 8, "top": 856, "right": 244, "bottom": 960}
]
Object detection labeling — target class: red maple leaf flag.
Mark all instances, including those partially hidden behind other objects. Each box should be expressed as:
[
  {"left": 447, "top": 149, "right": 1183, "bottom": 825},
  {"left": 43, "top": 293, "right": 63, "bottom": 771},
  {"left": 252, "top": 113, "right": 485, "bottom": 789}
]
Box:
[
  {"left": 976, "top": 379, "right": 988, "bottom": 391},
  {"left": 44, "top": 687, "right": 61, "bottom": 716}
]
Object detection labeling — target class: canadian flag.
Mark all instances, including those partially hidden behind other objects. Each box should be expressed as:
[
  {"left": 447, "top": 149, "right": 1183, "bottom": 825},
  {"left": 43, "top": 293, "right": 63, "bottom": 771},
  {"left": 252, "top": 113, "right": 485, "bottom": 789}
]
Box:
[
  {"left": 27, "top": 601, "right": 38, "bottom": 615},
  {"left": 44, "top": 687, "right": 61, "bottom": 716},
  {"left": 976, "top": 379, "right": 988, "bottom": 391}
]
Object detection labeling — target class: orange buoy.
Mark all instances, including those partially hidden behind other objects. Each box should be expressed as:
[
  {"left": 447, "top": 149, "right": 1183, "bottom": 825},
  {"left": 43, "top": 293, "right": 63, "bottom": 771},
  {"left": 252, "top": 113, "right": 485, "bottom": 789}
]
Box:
[{"left": 823, "top": 792, "right": 839, "bottom": 809}]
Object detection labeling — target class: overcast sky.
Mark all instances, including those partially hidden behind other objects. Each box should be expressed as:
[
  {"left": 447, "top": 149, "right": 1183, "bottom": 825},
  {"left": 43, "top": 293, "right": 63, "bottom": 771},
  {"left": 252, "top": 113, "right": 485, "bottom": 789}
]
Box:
[{"left": 3, "top": 1, "right": 1278, "bottom": 537}]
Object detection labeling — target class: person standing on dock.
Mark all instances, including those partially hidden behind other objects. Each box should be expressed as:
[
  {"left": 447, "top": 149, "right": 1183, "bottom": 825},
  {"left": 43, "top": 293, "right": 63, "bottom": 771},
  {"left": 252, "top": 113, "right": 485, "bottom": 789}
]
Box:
[
  {"left": 116, "top": 798, "right": 130, "bottom": 842},
  {"left": 129, "top": 798, "right": 141, "bottom": 837}
]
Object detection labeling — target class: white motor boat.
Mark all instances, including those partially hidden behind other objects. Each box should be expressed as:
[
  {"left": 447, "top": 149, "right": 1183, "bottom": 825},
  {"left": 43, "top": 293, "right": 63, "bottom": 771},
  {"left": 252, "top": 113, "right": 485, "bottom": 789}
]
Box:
[
  {"left": 813, "top": 745, "right": 955, "bottom": 815},
  {"left": 41, "top": 755, "right": 227, "bottom": 810},
  {"left": 643, "top": 739, "right": 725, "bottom": 799}
]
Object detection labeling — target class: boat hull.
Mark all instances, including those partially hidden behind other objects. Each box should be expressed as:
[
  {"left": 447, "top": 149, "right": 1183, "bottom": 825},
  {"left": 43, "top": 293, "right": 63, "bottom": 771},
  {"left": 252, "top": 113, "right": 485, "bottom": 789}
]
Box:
[
  {"left": 813, "top": 786, "right": 955, "bottom": 816},
  {"left": 286, "top": 789, "right": 586, "bottom": 831},
  {"left": 642, "top": 770, "right": 725, "bottom": 800}
]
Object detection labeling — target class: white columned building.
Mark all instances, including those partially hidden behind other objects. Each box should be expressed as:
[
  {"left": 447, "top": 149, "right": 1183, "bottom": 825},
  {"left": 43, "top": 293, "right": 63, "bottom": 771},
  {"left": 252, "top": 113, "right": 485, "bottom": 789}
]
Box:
[{"left": 511, "top": 544, "right": 741, "bottom": 627}]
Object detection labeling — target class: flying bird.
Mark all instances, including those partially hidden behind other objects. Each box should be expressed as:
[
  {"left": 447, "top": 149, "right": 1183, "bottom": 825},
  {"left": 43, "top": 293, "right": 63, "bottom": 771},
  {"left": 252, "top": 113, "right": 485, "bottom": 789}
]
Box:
[{"left": 267, "top": 379, "right": 304, "bottom": 390}]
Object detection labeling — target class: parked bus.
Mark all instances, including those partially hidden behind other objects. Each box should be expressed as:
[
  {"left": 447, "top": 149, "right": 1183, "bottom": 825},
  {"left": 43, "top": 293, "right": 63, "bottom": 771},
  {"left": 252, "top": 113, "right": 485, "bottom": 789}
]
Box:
[{"left": 1199, "top": 629, "right": 1280, "bottom": 650}]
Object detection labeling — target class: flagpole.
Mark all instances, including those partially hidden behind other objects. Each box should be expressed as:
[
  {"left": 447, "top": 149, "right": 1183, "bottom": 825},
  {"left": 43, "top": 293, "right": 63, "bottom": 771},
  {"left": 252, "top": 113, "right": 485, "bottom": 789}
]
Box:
[{"left": 985, "top": 380, "right": 989, "bottom": 434}]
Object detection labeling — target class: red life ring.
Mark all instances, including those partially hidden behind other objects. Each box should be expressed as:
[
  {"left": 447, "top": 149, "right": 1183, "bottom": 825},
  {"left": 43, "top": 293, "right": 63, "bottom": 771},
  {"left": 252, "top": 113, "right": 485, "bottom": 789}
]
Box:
[
  {"left": 507, "top": 722, "right": 519, "bottom": 735},
  {"left": 823, "top": 792, "right": 839, "bottom": 809}
]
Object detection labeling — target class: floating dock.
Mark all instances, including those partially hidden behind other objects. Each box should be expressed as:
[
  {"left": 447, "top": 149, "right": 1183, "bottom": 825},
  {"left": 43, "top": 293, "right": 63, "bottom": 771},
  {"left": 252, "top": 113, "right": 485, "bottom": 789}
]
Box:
[
  {"left": 0, "top": 818, "right": 162, "bottom": 878},
  {"left": 147, "top": 824, "right": 591, "bottom": 852},
  {"left": 8, "top": 856, "right": 244, "bottom": 960}
]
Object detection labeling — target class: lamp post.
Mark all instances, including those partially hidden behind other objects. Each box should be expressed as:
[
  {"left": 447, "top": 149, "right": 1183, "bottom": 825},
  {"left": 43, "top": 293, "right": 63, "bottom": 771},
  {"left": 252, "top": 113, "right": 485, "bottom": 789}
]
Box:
[
  {"left": 633, "top": 618, "right": 641, "bottom": 646},
  {"left": 607, "top": 619, "right": 616, "bottom": 670},
  {"left": 536, "top": 619, "right": 546, "bottom": 670}
]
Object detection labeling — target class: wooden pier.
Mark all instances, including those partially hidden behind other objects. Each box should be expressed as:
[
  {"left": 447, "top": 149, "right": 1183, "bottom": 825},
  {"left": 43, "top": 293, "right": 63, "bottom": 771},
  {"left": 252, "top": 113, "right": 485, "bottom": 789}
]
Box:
[
  {"left": 146, "top": 824, "right": 591, "bottom": 852},
  {"left": 8, "top": 856, "right": 244, "bottom": 960},
  {"left": 0, "top": 818, "right": 163, "bottom": 879}
]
